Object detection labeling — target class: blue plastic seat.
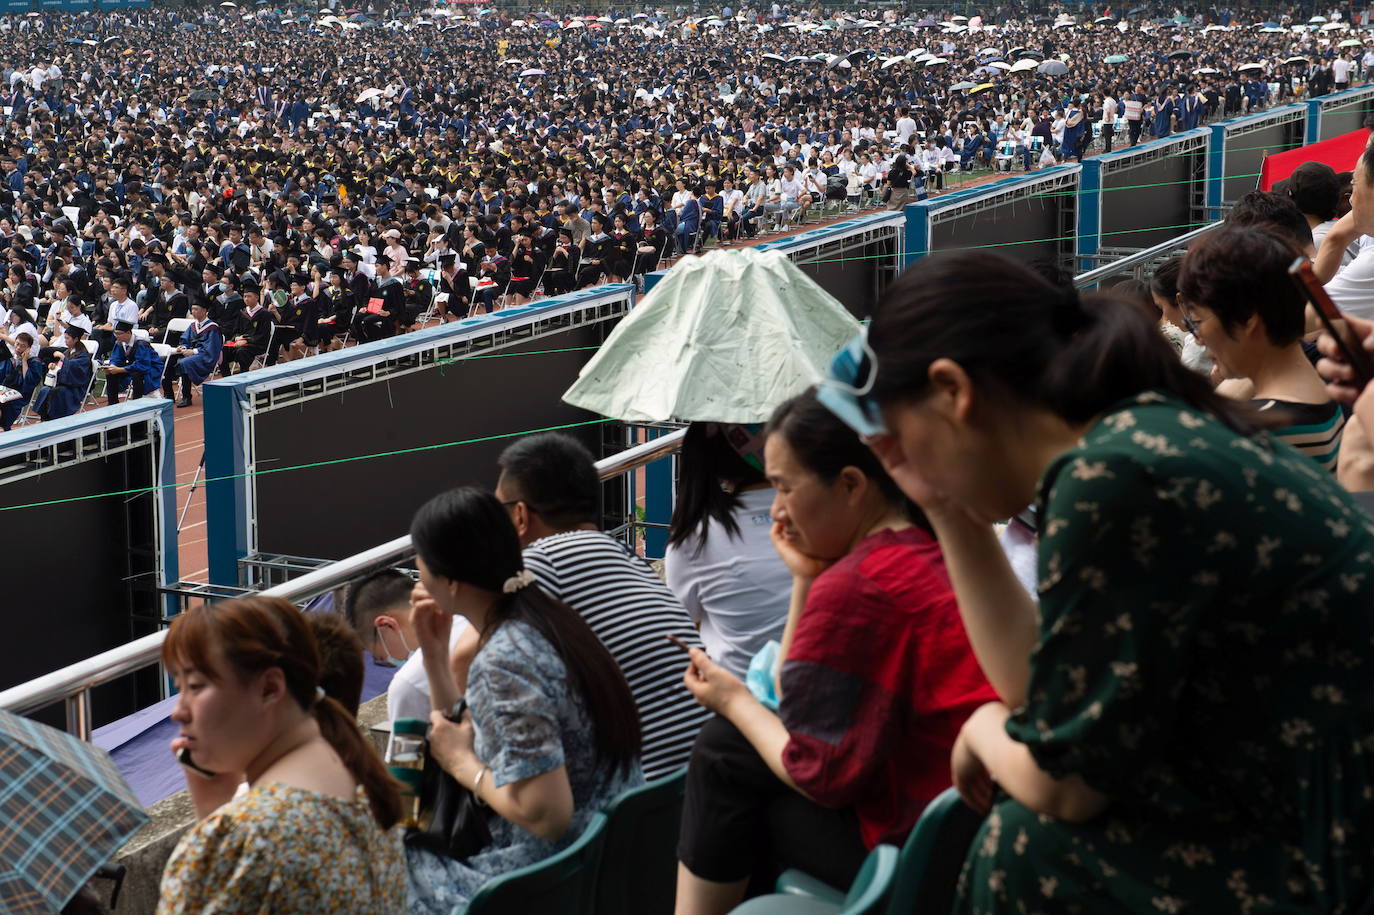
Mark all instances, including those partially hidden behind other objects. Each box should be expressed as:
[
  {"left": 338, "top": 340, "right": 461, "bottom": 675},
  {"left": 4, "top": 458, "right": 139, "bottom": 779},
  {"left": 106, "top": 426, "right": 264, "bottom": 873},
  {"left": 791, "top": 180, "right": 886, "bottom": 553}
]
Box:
[
  {"left": 462, "top": 812, "right": 608, "bottom": 915},
  {"left": 595, "top": 767, "right": 687, "bottom": 915}
]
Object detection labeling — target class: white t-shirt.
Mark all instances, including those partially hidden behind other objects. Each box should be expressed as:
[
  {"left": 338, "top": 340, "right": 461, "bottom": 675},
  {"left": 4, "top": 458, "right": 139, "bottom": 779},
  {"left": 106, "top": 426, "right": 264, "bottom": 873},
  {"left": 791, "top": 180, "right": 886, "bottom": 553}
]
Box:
[
  {"left": 663, "top": 488, "right": 791, "bottom": 679},
  {"left": 1312, "top": 219, "right": 1361, "bottom": 268},
  {"left": 386, "top": 616, "right": 469, "bottom": 724},
  {"left": 1334, "top": 57, "right": 1353, "bottom": 83},
  {"left": 1325, "top": 245, "right": 1374, "bottom": 320}
]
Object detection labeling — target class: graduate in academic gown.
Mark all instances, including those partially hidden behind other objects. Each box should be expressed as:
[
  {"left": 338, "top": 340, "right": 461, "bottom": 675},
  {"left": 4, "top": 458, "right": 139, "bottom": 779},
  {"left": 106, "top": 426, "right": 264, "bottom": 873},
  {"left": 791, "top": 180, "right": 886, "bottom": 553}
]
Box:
[
  {"left": 41, "top": 324, "right": 93, "bottom": 421},
  {"left": 542, "top": 228, "right": 580, "bottom": 297},
  {"left": 0, "top": 331, "right": 42, "bottom": 430},
  {"left": 633, "top": 209, "right": 669, "bottom": 277},
  {"left": 162, "top": 302, "right": 223, "bottom": 408},
  {"left": 576, "top": 214, "right": 612, "bottom": 289},
  {"left": 102, "top": 320, "right": 164, "bottom": 405}
]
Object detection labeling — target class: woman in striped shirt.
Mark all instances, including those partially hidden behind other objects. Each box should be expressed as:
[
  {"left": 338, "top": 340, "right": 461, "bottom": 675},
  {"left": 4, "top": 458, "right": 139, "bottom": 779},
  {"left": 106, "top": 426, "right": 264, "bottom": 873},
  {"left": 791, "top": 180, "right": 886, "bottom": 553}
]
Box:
[{"left": 1178, "top": 225, "right": 1345, "bottom": 472}]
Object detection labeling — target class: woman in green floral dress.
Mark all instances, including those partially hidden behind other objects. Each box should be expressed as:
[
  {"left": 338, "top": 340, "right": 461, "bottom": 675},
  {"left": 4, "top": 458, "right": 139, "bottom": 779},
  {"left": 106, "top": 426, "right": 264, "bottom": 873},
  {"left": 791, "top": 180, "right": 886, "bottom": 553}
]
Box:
[{"left": 847, "top": 251, "right": 1374, "bottom": 912}]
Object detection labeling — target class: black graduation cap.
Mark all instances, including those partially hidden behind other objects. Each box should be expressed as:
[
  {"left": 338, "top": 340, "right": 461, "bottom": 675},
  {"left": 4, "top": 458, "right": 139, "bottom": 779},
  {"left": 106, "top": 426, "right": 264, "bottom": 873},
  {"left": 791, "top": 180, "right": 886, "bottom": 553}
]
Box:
[
  {"left": 65, "top": 323, "right": 87, "bottom": 340},
  {"left": 114, "top": 319, "right": 135, "bottom": 333},
  {"left": 374, "top": 253, "right": 392, "bottom": 266},
  {"left": 436, "top": 253, "right": 456, "bottom": 266}
]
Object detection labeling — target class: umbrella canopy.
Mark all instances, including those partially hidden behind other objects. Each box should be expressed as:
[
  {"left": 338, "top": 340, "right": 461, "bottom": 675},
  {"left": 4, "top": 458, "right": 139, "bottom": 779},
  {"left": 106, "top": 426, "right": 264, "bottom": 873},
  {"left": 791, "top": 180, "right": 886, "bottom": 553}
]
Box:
[
  {"left": 1168, "top": 49, "right": 1192, "bottom": 59},
  {"left": 988, "top": 60, "right": 1013, "bottom": 70},
  {"left": 1260, "top": 26, "right": 1286, "bottom": 32},
  {"left": 924, "top": 57, "right": 949, "bottom": 67},
  {"left": 950, "top": 80, "right": 977, "bottom": 90},
  {"left": 1203, "top": 23, "right": 1228, "bottom": 31},
  {"left": 355, "top": 86, "right": 384, "bottom": 103},
  {"left": 978, "top": 46, "right": 1001, "bottom": 55},
  {"left": 1237, "top": 62, "right": 1265, "bottom": 71},
  {"left": 1340, "top": 38, "right": 1364, "bottom": 47},
  {"left": 1285, "top": 55, "right": 1310, "bottom": 64},
  {"left": 1095, "top": 16, "right": 1115, "bottom": 23},
  {"left": 1310, "top": 14, "right": 1328, "bottom": 22},
  {"left": 187, "top": 89, "right": 221, "bottom": 102},
  {"left": 0, "top": 709, "right": 148, "bottom": 915},
  {"left": 562, "top": 249, "right": 860, "bottom": 424},
  {"left": 1322, "top": 21, "right": 1348, "bottom": 31},
  {"left": 1194, "top": 66, "right": 1221, "bottom": 74},
  {"left": 969, "top": 83, "right": 996, "bottom": 95},
  {"left": 1105, "top": 54, "right": 1129, "bottom": 63},
  {"left": 912, "top": 19, "right": 937, "bottom": 27},
  {"left": 1038, "top": 59, "right": 1070, "bottom": 75},
  {"left": 1009, "top": 58, "right": 1039, "bottom": 72},
  {"left": 519, "top": 68, "right": 546, "bottom": 76}
]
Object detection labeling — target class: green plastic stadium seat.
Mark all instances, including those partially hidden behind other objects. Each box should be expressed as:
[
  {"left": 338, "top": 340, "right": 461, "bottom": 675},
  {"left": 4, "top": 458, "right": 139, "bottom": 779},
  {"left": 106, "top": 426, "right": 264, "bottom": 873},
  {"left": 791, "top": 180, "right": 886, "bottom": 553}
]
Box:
[
  {"left": 595, "top": 767, "right": 688, "bottom": 915},
  {"left": 462, "top": 812, "right": 608, "bottom": 915},
  {"left": 728, "top": 844, "right": 899, "bottom": 915},
  {"left": 768, "top": 787, "right": 984, "bottom": 915}
]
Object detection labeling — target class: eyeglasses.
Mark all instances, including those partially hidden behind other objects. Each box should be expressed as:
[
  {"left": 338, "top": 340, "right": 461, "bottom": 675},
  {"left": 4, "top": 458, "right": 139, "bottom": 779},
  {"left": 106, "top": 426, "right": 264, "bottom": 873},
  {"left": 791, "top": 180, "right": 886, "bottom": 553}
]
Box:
[
  {"left": 1177, "top": 301, "right": 1205, "bottom": 337},
  {"left": 816, "top": 327, "right": 889, "bottom": 439}
]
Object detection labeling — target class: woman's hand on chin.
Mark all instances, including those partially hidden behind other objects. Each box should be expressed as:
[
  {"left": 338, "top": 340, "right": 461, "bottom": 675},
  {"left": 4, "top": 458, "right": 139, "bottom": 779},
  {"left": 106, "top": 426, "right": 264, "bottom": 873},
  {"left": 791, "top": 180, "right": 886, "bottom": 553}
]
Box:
[{"left": 769, "top": 520, "right": 834, "bottom": 582}]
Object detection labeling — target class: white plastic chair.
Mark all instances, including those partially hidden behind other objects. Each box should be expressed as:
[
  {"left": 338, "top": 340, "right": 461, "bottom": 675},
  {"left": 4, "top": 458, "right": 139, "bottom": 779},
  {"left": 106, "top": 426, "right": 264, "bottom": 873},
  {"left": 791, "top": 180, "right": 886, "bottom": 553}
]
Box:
[{"left": 164, "top": 317, "right": 193, "bottom": 344}]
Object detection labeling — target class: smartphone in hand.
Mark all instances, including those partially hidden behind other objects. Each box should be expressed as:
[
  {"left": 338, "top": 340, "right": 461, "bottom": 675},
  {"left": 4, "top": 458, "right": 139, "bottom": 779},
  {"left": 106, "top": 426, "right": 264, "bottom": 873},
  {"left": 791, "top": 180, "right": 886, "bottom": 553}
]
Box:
[{"left": 1290, "top": 256, "right": 1374, "bottom": 388}]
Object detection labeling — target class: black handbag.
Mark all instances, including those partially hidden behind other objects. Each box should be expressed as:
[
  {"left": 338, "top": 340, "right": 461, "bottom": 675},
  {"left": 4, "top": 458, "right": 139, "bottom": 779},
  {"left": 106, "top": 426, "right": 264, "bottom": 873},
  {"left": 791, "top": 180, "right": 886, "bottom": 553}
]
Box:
[{"left": 402, "top": 700, "right": 494, "bottom": 861}]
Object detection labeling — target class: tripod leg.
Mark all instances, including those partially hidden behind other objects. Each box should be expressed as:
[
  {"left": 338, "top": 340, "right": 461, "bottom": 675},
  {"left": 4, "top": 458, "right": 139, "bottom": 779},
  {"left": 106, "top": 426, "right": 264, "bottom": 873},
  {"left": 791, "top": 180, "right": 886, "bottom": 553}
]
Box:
[{"left": 177, "top": 451, "right": 207, "bottom": 534}]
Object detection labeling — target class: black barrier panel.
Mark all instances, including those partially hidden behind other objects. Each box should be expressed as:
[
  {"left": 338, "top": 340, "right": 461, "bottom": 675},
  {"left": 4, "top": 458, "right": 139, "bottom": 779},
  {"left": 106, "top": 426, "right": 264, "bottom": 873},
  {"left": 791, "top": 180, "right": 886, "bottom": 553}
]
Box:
[
  {"left": 792, "top": 234, "right": 898, "bottom": 320},
  {"left": 251, "top": 322, "right": 619, "bottom": 562},
  {"left": 1320, "top": 97, "right": 1374, "bottom": 141},
  {"left": 1224, "top": 120, "right": 1303, "bottom": 205},
  {"left": 930, "top": 193, "right": 1065, "bottom": 273},
  {"left": 1, "top": 449, "right": 161, "bottom": 729},
  {"left": 1101, "top": 147, "right": 1207, "bottom": 250}
]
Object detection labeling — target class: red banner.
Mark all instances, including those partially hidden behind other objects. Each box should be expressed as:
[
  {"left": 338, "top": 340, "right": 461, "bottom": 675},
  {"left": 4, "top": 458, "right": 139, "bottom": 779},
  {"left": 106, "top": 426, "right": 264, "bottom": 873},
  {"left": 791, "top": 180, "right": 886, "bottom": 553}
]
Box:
[{"left": 1260, "top": 127, "right": 1370, "bottom": 191}]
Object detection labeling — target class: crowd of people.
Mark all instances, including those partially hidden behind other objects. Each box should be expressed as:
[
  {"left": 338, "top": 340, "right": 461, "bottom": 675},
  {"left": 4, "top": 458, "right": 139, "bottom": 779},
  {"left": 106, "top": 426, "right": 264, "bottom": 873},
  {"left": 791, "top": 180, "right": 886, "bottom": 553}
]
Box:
[
  {"left": 16, "top": 0, "right": 1374, "bottom": 912},
  {"left": 142, "top": 157, "right": 1374, "bottom": 914},
  {"left": 3, "top": 0, "right": 1372, "bottom": 424}
]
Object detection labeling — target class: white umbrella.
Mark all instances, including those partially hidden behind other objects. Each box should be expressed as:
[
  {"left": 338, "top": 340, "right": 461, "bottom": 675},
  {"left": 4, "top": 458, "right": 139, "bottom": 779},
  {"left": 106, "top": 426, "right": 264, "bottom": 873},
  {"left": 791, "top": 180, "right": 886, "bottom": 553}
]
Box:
[
  {"left": 1203, "top": 24, "right": 1227, "bottom": 31},
  {"left": 520, "top": 68, "right": 546, "bottom": 76},
  {"left": 762, "top": 52, "right": 788, "bottom": 62},
  {"left": 562, "top": 249, "right": 860, "bottom": 424},
  {"left": 355, "top": 87, "right": 384, "bottom": 103},
  {"left": 1261, "top": 27, "right": 1286, "bottom": 33},
  {"left": 563, "top": 19, "right": 585, "bottom": 28},
  {"left": 924, "top": 57, "right": 949, "bottom": 66},
  {"left": 880, "top": 55, "right": 907, "bottom": 68},
  {"left": 1340, "top": 38, "right": 1364, "bottom": 47},
  {"left": 1322, "top": 21, "right": 1348, "bottom": 31},
  {"left": 1053, "top": 20, "right": 1075, "bottom": 29},
  {"left": 988, "top": 60, "right": 1013, "bottom": 69},
  {"left": 1310, "top": 14, "right": 1328, "bottom": 22},
  {"left": 500, "top": 58, "right": 521, "bottom": 64},
  {"left": 978, "top": 45, "right": 1001, "bottom": 54},
  {"left": 1238, "top": 62, "right": 1265, "bottom": 71},
  {"left": 219, "top": 1, "right": 236, "bottom": 6},
  {"left": 1009, "top": 58, "right": 1039, "bottom": 72}
]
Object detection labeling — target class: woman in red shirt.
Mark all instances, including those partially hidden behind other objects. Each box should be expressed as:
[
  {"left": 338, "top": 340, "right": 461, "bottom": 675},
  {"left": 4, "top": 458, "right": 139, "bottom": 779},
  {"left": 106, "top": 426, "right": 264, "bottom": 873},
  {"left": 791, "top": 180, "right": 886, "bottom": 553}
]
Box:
[{"left": 673, "top": 389, "right": 996, "bottom": 915}]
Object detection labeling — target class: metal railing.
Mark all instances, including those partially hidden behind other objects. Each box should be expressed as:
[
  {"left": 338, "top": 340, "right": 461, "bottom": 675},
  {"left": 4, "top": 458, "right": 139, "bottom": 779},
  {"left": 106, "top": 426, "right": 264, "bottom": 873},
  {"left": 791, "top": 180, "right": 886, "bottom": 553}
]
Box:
[
  {"left": 1074, "top": 222, "right": 1220, "bottom": 290},
  {"left": 0, "top": 428, "right": 687, "bottom": 737}
]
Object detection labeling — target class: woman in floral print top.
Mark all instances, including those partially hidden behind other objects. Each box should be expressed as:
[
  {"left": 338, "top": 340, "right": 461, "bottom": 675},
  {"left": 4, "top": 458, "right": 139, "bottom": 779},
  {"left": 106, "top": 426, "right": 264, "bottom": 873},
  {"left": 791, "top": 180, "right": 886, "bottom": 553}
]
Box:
[
  {"left": 157, "top": 597, "right": 406, "bottom": 914},
  {"left": 855, "top": 251, "right": 1374, "bottom": 912}
]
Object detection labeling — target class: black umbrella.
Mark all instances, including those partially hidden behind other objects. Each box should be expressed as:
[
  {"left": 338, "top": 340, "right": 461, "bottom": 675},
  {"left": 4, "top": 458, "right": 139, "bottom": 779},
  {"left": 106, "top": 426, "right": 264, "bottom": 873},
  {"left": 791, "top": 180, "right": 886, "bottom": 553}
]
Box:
[
  {"left": 188, "top": 89, "right": 221, "bottom": 103},
  {"left": 1032, "top": 16, "right": 1053, "bottom": 24},
  {"left": 1168, "top": 49, "right": 1192, "bottom": 59}
]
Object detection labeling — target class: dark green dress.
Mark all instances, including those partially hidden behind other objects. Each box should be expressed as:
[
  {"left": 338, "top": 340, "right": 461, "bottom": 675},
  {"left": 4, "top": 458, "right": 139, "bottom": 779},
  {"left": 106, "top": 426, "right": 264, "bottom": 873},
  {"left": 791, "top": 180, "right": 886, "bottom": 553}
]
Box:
[{"left": 958, "top": 391, "right": 1374, "bottom": 913}]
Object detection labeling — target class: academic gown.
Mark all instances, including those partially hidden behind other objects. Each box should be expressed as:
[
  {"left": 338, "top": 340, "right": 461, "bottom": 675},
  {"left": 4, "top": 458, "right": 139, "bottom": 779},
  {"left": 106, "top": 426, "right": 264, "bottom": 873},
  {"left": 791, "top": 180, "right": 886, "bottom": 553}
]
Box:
[
  {"left": 0, "top": 354, "right": 41, "bottom": 428},
  {"left": 577, "top": 233, "right": 611, "bottom": 288},
  {"left": 43, "top": 346, "right": 92, "bottom": 420},
  {"left": 107, "top": 339, "right": 164, "bottom": 396},
  {"left": 177, "top": 320, "right": 224, "bottom": 385}
]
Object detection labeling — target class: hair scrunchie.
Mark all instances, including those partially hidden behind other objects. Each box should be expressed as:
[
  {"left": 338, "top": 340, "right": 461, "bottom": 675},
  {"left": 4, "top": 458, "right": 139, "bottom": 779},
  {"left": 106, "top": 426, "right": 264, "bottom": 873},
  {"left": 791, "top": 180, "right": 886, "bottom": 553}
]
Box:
[{"left": 502, "top": 570, "right": 536, "bottom": 594}]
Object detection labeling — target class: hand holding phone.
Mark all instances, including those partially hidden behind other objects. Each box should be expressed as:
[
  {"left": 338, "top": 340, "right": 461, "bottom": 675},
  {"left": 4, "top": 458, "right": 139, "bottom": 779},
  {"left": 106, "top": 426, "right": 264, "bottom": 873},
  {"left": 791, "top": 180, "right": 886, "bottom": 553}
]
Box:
[
  {"left": 1290, "top": 256, "right": 1374, "bottom": 390},
  {"left": 177, "top": 745, "right": 218, "bottom": 778}
]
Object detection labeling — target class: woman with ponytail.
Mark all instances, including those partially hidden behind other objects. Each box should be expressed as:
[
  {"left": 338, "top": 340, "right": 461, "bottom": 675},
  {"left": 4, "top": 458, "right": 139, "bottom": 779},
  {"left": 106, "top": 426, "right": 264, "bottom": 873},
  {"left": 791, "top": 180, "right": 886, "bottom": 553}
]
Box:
[
  {"left": 158, "top": 596, "right": 406, "bottom": 914},
  {"left": 856, "top": 251, "right": 1374, "bottom": 912},
  {"left": 403, "top": 486, "right": 642, "bottom": 914}
]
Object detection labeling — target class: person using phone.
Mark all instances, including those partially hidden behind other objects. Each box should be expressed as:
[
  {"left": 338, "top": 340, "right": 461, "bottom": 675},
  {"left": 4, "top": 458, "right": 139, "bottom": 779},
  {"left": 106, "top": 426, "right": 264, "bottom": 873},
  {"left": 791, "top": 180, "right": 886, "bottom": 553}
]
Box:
[{"left": 673, "top": 389, "right": 995, "bottom": 914}]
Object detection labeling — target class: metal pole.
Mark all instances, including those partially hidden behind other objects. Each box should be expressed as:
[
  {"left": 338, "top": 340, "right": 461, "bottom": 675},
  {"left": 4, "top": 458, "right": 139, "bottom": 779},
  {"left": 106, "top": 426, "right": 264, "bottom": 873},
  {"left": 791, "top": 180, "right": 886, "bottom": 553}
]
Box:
[
  {"left": 177, "top": 451, "right": 207, "bottom": 534},
  {"left": 65, "top": 690, "right": 92, "bottom": 741}
]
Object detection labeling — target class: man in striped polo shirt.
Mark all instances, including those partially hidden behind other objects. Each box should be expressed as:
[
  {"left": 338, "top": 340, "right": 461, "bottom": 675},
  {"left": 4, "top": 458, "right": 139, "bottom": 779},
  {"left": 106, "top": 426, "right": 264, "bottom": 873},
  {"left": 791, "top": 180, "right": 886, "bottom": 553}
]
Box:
[{"left": 496, "top": 433, "right": 712, "bottom": 780}]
